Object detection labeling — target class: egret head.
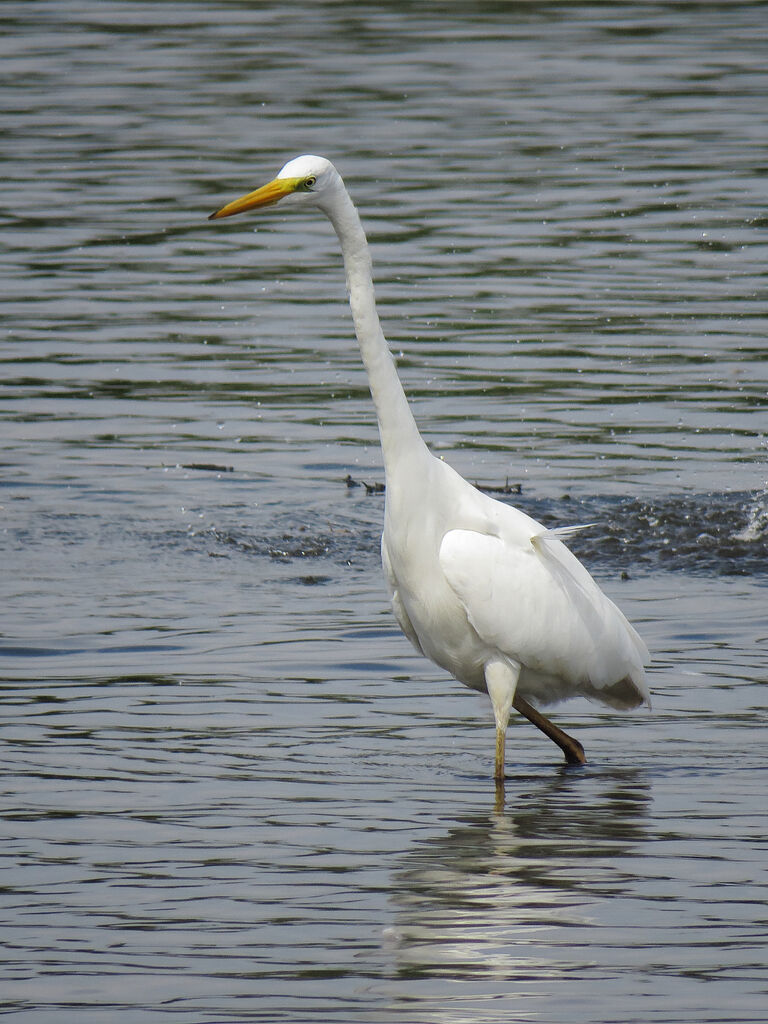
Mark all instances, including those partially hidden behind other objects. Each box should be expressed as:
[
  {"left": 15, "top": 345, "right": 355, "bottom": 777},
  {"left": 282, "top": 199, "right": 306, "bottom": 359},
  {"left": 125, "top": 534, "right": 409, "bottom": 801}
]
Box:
[{"left": 208, "top": 154, "right": 339, "bottom": 220}]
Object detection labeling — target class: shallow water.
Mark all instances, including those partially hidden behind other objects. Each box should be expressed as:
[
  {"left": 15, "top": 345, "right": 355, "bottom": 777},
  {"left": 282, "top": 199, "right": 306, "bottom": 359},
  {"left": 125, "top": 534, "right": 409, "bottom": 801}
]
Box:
[{"left": 2, "top": 2, "right": 768, "bottom": 1022}]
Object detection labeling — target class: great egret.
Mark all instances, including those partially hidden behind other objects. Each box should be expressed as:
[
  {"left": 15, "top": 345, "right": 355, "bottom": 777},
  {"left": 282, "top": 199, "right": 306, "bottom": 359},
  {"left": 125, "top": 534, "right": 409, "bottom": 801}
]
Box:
[{"left": 209, "top": 155, "right": 650, "bottom": 782}]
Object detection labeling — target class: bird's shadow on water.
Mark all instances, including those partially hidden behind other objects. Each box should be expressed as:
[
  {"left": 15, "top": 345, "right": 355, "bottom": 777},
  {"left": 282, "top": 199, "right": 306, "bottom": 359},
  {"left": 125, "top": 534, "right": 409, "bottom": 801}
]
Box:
[{"left": 385, "top": 763, "right": 650, "bottom": 983}]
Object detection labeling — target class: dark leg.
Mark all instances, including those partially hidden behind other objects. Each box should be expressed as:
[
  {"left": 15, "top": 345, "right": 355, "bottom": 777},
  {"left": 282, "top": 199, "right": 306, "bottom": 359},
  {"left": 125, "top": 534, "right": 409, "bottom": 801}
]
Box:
[{"left": 513, "top": 694, "right": 587, "bottom": 765}]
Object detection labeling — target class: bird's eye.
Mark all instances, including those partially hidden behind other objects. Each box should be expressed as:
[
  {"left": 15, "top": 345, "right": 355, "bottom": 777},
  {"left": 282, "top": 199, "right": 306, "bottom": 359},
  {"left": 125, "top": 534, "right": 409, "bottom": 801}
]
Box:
[{"left": 304, "top": 175, "right": 316, "bottom": 189}]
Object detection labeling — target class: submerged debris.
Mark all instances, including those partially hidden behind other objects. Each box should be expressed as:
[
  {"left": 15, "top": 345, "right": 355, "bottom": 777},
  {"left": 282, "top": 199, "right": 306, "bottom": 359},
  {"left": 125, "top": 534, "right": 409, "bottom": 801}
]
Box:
[
  {"left": 180, "top": 462, "right": 234, "bottom": 473},
  {"left": 344, "top": 474, "right": 384, "bottom": 494},
  {"left": 474, "top": 478, "right": 522, "bottom": 495},
  {"left": 343, "top": 473, "right": 521, "bottom": 497}
]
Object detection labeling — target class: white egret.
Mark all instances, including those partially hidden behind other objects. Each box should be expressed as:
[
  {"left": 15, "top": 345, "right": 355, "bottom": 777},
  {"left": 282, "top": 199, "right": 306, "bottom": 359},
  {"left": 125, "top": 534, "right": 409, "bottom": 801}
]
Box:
[{"left": 209, "top": 155, "right": 650, "bottom": 782}]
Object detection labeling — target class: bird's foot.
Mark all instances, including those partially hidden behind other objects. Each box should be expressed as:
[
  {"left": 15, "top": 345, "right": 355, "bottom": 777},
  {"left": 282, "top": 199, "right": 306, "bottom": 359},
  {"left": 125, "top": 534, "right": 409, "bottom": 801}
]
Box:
[{"left": 513, "top": 694, "right": 587, "bottom": 766}]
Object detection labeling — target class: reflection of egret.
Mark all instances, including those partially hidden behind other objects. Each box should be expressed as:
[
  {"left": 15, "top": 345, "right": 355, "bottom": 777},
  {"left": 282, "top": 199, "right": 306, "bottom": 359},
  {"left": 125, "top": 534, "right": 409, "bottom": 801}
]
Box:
[
  {"left": 388, "top": 767, "right": 650, "bottom": 995},
  {"left": 209, "top": 155, "right": 650, "bottom": 781}
]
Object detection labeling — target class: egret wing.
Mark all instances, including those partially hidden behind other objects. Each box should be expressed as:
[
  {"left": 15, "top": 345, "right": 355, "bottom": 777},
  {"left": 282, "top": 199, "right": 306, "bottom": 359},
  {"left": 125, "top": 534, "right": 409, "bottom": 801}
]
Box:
[{"left": 439, "top": 527, "right": 649, "bottom": 705}]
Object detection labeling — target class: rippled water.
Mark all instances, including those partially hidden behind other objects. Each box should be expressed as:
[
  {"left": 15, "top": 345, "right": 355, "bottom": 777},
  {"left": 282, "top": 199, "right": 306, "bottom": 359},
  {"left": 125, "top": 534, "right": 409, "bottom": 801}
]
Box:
[{"left": 2, "top": 2, "right": 768, "bottom": 1022}]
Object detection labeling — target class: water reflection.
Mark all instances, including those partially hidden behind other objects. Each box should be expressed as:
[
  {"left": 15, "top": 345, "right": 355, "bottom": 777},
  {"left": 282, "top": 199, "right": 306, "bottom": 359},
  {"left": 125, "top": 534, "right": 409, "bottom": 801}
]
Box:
[{"left": 388, "top": 767, "right": 650, "bottom": 986}]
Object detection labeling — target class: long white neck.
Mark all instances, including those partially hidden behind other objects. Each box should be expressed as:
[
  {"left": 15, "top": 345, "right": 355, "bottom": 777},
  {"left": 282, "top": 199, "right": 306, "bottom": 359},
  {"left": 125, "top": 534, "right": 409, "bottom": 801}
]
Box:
[{"left": 320, "top": 184, "right": 428, "bottom": 476}]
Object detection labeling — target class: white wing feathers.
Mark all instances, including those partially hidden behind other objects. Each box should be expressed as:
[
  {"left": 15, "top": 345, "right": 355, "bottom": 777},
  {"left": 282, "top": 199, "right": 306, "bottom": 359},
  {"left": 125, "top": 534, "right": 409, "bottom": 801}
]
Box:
[
  {"left": 439, "top": 526, "right": 650, "bottom": 706},
  {"left": 543, "top": 523, "right": 597, "bottom": 540}
]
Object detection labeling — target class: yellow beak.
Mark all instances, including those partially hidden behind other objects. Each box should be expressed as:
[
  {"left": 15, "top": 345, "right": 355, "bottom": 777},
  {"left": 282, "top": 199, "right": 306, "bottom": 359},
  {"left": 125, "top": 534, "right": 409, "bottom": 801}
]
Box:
[{"left": 208, "top": 176, "right": 304, "bottom": 220}]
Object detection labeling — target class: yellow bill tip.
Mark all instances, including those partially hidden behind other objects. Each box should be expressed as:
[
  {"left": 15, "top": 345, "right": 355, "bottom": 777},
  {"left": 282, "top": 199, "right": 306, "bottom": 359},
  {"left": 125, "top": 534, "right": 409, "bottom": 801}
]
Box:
[{"left": 207, "top": 176, "right": 304, "bottom": 221}]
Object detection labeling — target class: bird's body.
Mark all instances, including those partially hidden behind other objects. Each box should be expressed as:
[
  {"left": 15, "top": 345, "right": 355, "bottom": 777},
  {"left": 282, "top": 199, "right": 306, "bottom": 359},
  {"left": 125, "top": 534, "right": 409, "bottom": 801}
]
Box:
[
  {"left": 382, "top": 453, "right": 647, "bottom": 709},
  {"left": 209, "top": 155, "right": 650, "bottom": 781}
]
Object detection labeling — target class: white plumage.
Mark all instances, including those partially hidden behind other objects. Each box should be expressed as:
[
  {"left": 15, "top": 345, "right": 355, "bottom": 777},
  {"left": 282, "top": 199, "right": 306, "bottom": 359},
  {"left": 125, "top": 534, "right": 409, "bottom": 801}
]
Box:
[{"left": 209, "top": 154, "right": 650, "bottom": 782}]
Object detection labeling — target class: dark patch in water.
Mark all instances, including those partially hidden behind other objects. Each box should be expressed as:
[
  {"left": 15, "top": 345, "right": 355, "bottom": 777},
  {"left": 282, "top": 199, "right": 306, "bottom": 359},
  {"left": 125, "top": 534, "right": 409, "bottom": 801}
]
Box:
[
  {"left": 210, "top": 518, "right": 380, "bottom": 568},
  {"left": 180, "top": 462, "right": 234, "bottom": 473},
  {"left": 209, "top": 490, "right": 768, "bottom": 579},
  {"left": 543, "top": 491, "right": 768, "bottom": 578}
]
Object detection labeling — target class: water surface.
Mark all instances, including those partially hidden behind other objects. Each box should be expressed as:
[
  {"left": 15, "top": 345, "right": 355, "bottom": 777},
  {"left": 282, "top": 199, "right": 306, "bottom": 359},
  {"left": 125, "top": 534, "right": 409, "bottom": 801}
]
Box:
[{"left": 2, "top": 2, "right": 767, "bottom": 1022}]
